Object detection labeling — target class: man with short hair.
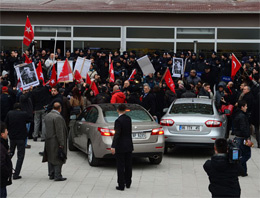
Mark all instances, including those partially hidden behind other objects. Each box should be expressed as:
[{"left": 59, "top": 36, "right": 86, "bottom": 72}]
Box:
[
  {"left": 44, "top": 102, "right": 67, "bottom": 181},
  {"left": 203, "top": 138, "right": 242, "bottom": 198},
  {"left": 233, "top": 100, "right": 251, "bottom": 176},
  {"left": 141, "top": 83, "right": 156, "bottom": 116},
  {"left": 0, "top": 122, "right": 13, "bottom": 198},
  {"left": 186, "top": 69, "right": 201, "bottom": 86},
  {"left": 111, "top": 104, "right": 133, "bottom": 191},
  {"left": 5, "top": 103, "right": 31, "bottom": 180},
  {"left": 198, "top": 83, "right": 213, "bottom": 99},
  {"left": 111, "top": 85, "right": 126, "bottom": 104}
]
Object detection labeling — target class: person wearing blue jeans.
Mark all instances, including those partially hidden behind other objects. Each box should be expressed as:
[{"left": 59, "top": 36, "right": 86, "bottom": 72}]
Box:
[{"left": 233, "top": 100, "right": 251, "bottom": 176}]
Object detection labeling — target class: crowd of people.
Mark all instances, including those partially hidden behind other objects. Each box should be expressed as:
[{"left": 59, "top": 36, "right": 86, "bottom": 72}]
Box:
[{"left": 0, "top": 47, "right": 259, "bottom": 196}]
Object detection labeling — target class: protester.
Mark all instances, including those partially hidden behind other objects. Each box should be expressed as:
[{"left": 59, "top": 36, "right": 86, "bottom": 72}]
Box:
[
  {"left": 0, "top": 122, "right": 13, "bottom": 198},
  {"left": 43, "top": 102, "right": 67, "bottom": 181},
  {"left": 111, "top": 85, "right": 126, "bottom": 103},
  {"left": 5, "top": 103, "right": 31, "bottom": 180}
]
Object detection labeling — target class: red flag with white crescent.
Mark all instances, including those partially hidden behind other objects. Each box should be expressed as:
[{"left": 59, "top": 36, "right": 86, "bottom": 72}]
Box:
[
  {"left": 231, "top": 53, "right": 242, "bottom": 80},
  {"left": 36, "top": 61, "right": 45, "bottom": 84},
  {"left": 164, "top": 68, "right": 176, "bottom": 94},
  {"left": 48, "top": 65, "right": 57, "bottom": 87},
  {"left": 23, "top": 16, "right": 34, "bottom": 46}
]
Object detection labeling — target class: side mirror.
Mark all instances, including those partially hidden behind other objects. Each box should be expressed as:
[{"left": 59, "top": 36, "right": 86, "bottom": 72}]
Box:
[{"left": 163, "top": 108, "right": 169, "bottom": 113}]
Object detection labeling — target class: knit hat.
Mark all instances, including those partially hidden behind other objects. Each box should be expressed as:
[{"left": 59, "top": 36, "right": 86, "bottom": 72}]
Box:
[
  {"left": 2, "top": 70, "right": 8, "bottom": 76},
  {"left": 2, "top": 86, "right": 8, "bottom": 93}
]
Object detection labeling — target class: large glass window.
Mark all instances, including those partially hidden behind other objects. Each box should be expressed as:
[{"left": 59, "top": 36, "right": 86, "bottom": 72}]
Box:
[
  {"left": 34, "top": 26, "right": 71, "bottom": 37},
  {"left": 74, "top": 27, "right": 120, "bottom": 37},
  {"left": 84, "top": 41, "right": 120, "bottom": 51},
  {"left": 0, "top": 26, "right": 24, "bottom": 36},
  {"left": 127, "top": 28, "right": 174, "bottom": 38},
  {"left": 217, "top": 43, "right": 260, "bottom": 55},
  {"left": 177, "top": 28, "right": 215, "bottom": 39},
  {"left": 0, "top": 40, "right": 22, "bottom": 52},
  {"left": 218, "top": 29, "right": 260, "bottom": 40},
  {"left": 127, "top": 42, "right": 174, "bottom": 55},
  {"left": 176, "top": 42, "right": 214, "bottom": 56}
]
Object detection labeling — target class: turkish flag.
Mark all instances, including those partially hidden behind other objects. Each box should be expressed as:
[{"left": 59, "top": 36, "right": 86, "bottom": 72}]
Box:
[
  {"left": 36, "top": 61, "right": 45, "bottom": 84},
  {"left": 58, "top": 59, "right": 72, "bottom": 82},
  {"left": 23, "top": 16, "right": 34, "bottom": 46},
  {"left": 48, "top": 65, "right": 57, "bottom": 87},
  {"left": 128, "top": 69, "right": 137, "bottom": 81},
  {"left": 74, "top": 70, "right": 83, "bottom": 83},
  {"left": 23, "top": 53, "right": 32, "bottom": 64},
  {"left": 164, "top": 68, "right": 176, "bottom": 94},
  {"left": 86, "top": 74, "right": 99, "bottom": 96},
  {"left": 231, "top": 53, "right": 242, "bottom": 80},
  {"left": 109, "top": 61, "right": 115, "bottom": 83}
]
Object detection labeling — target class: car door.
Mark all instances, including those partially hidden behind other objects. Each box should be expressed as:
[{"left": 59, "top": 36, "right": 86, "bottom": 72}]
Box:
[{"left": 78, "top": 106, "right": 99, "bottom": 152}]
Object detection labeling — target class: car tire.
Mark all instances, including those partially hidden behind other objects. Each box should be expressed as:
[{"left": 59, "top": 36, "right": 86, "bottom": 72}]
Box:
[
  {"left": 149, "top": 154, "right": 163, "bottom": 165},
  {"left": 68, "top": 131, "right": 77, "bottom": 151},
  {"left": 87, "top": 141, "right": 99, "bottom": 166}
]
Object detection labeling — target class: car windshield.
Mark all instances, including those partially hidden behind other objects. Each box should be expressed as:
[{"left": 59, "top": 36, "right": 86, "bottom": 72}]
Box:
[
  {"left": 103, "top": 109, "right": 153, "bottom": 123},
  {"left": 170, "top": 103, "right": 213, "bottom": 115}
]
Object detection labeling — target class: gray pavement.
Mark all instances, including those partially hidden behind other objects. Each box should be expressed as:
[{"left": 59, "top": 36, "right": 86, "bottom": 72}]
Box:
[{"left": 8, "top": 136, "right": 260, "bottom": 198}]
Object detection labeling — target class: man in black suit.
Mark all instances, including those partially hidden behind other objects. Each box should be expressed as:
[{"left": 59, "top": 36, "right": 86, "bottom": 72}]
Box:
[
  {"left": 111, "top": 104, "right": 133, "bottom": 191},
  {"left": 140, "top": 83, "right": 156, "bottom": 116}
]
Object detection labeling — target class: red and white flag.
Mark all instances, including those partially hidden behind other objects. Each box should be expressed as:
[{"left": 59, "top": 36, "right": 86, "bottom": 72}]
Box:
[
  {"left": 36, "top": 61, "right": 45, "bottom": 84},
  {"left": 164, "top": 68, "right": 176, "bottom": 94},
  {"left": 58, "top": 59, "right": 72, "bottom": 82},
  {"left": 74, "top": 70, "right": 83, "bottom": 83},
  {"left": 23, "top": 16, "right": 34, "bottom": 46},
  {"left": 86, "top": 73, "right": 99, "bottom": 96},
  {"left": 231, "top": 53, "right": 242, "bottom": 80},
  {"left": 109, "top": 61, "right": 115, "bottom": 83},
  {"left": 128, "top": 69, "right": 137, "bottom": 81},
  {"left": 23, "top": 53, "right": 32, "bottom": 64},
  {"left": 48, "top": 65, "right": 57, "bottom": 87}
]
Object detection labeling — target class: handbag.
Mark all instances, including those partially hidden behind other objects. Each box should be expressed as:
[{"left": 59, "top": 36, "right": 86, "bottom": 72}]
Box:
[{"left": 221, "top": 104, "right": 234, "bottom": 116}]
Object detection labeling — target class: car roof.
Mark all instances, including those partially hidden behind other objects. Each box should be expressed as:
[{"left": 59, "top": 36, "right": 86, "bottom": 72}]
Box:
[
  {"left": 174, "top": 98, "right": 213, "bottom": 105},
  {"left": 93, "top": 103, "right": 145, "bottom": 111}
]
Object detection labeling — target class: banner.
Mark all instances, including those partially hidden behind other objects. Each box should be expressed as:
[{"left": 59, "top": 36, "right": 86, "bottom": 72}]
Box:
[
  {"left": 74, "top": 57, "right": 91, "bottom": 79},
  {"left": 57, "top": 60, "right": 73, "bottom": 82},
  {"left": 172, "top": 58, "right": 184, "bottom": 78},
  {"left": 15, "top": 62, "right": 39, "bottom": 90},
  {"left": 136, "top": 55, "right": 155, "bottom": 76}
]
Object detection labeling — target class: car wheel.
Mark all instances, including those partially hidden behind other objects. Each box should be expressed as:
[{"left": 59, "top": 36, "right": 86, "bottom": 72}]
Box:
[
  {"left": 87, "top": 141, "right": 99, "bottom": 166},
  {"left": 149, "top": 154, "right": 163, "bottom": 165},
  {"left": 68, "top": 131, "right": 77, "bottom": 151}
]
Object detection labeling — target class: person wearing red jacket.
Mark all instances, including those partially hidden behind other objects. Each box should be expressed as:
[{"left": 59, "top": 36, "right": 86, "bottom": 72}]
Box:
[{"left": 111, "top": 85, "right": 126, "bottom": 104}]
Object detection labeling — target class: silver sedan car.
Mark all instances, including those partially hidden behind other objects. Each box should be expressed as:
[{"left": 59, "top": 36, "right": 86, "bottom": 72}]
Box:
[
  {"left": 69, "top": 103, "right": 164, "bottom": 166},
  {"left": 160, "top": 98, "right": 227, "bottom": 152}
]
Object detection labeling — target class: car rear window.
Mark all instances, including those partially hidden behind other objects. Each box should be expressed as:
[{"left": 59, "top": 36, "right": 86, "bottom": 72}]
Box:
[
  {"left": 103, "top": 109, "right": 153, "bottom": 123},
  {"left": 170, "top": 103, "right": 213, "bottom": 115}
]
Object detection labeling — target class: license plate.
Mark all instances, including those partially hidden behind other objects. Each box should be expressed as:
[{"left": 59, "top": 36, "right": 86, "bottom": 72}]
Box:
[
  {"left": 179, "top": 125, "right": 200, "bottom": 131},
  {"left": 132, "top": 132, "right": 146, "bottom": 139}
]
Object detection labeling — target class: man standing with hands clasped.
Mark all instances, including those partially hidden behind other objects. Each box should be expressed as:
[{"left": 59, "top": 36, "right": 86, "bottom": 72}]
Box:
[{"left": 111, "top": 104, "right": 133, "bottom": 191}]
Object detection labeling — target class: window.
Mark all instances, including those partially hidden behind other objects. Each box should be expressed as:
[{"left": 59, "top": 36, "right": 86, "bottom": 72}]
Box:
[
  {"left": 34, "top": 26, "right": 71, "bottom": 37},
  {"left": 217, "top": 43, "right": 260, "bottom": 55},
  {"left": 0, "top": 40, "right": 23, "bottom": 52},
  {"left": 0, "top": 26, "right": 24, "bottom": 36},
  {"left": 218, "top": 29, "right": 260, "bottom": 40},
  {"left": 84, "top": 107, "right": 98, "bottom": 123},
  {"left": 74, "top": 27, "right": 120, "bottom": 37},
  {"left": 127, "top": 28, "right": 174, "bottom": 39},
  {"left": 177, "top": 28, "right": 215, "bottom": 39},
  {"left": 170, "top": 103, "right": 213, "bottom": 115},
  {"left": 127, "top": 42, "right": 174, "bottom": 55}
]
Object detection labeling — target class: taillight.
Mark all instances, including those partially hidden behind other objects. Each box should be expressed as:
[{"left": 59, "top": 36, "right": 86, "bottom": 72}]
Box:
[
  {"left": 151, "top": 127, "right": 164, "bottom": 135},
  {"left": 98, "top": 127, "right": 115, "bottom": 136},
  {"left": 205, "top": 120, "right": 222, "bottom": 127},
  {"left": 160, "top": 119, "right": 174, "bottom": 126}
]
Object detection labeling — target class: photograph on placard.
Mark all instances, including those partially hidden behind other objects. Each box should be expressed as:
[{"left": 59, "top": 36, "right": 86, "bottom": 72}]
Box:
[{"left": 172, "top": 58, "right": 184, "bottom": 78}]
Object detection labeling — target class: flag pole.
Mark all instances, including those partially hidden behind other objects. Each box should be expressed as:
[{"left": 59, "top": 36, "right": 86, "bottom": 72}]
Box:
[
  {"left": 160, "top": 67, "right": 169, "bottom": 84},
  {"left": 53, "top": 29, "right": 58, "bottom": 61}
]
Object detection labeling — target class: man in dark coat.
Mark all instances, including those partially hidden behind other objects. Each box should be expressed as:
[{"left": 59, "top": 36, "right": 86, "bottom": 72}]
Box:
[
  {"left": 111, "top": 104, "right": 133, "bottom": 191},
  {"left": 5, "top": 103, "right": 31, "bottom": 180},
  {"left": 140, "top": 83, "right": 156, "bottom": 116},
  {"left": 203, "top": 138, "right": 242, "bottom": 198},
  {"left": 44, "top": 102, "right": 67, "bottom": 181},
  {"left": 240, "top": 85, "right": 254, "bottom": 119},
  {"left": 31, "top": 80, "right": 50, "bottom": 141},
  {"left": 0, "top": 122, "right": 13, "bottom": 198},
  {"left": 233, "top": 100, "right": 251, "bottom": 176},
  {"left": 0, "top": 86, "right": 14, "bottom": 122}
]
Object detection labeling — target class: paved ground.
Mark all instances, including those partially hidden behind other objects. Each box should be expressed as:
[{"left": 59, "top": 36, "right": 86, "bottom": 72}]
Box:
[{"left": 7, "top": 136, "right": 260, "bottom": 198}]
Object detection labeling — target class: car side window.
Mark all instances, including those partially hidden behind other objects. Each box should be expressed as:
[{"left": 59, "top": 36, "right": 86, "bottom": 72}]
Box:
[
  {"left": 84, "top": 107, "right": 98, "bottom": 123},
  {"left": 77, "top": 107, "right": 90, "bottom": 121}
]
